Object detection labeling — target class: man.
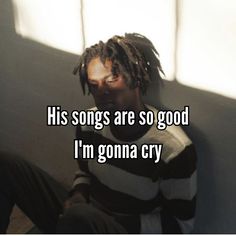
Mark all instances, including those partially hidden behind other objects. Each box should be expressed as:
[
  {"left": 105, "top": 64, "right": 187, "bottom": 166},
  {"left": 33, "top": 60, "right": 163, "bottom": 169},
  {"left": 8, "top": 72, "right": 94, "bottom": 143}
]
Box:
[
  {"left": 60, "top": 33, "right": 197, "bottom": 233},
  {"left": 0, "top": 33, "right": 196, "bottom": 233}
]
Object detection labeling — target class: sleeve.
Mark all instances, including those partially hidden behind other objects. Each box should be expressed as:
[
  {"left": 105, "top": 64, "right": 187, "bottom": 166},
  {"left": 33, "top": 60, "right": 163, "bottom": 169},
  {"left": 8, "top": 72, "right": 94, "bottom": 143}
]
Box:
[
  {"left": 140, "top": 144, "right": 197, "bottom": 233},
  {"left": 69, "top": 125, "right": 93, "bottom": 200}
]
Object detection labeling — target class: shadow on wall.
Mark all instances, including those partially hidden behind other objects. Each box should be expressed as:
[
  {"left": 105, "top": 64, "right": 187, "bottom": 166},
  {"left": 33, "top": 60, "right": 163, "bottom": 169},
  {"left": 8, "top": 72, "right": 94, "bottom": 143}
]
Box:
[
  {"left": 0, "top": 0, "right": 94, "bottom": 188},
  {"left": 1, "top": 0, "right": 236, "bottom": 233},
  {"left": 145, "top": 80, "right": 236, "bottom": 233}
]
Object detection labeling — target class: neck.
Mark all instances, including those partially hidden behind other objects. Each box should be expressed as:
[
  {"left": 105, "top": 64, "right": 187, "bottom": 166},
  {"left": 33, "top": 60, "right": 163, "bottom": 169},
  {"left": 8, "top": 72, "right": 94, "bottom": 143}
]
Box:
[{"left": 110, "top": 103, "right": 150, "bottom": 142}]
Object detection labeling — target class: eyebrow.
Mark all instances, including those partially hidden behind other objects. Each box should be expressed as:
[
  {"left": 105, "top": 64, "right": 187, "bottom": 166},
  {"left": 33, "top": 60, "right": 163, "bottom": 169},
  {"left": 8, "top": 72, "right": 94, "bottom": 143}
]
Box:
[{"left": 88, "top": 73, "right": 113, "bottom": 82}]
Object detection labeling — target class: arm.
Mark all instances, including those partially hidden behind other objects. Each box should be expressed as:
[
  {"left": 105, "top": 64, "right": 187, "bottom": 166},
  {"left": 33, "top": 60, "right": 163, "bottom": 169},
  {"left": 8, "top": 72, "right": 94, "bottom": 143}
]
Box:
[
  {"left": 64, "top": 125, "right": 92, "bottom": 208},
  {"left": 140, "top": 144, "right": 197, "bottom": 233}
]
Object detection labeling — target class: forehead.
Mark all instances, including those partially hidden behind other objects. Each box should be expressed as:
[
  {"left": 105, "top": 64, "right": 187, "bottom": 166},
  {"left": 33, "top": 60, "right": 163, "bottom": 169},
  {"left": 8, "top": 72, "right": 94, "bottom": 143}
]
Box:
[{"left": 87, "top": 57, "right": 112, "bottom": 80}]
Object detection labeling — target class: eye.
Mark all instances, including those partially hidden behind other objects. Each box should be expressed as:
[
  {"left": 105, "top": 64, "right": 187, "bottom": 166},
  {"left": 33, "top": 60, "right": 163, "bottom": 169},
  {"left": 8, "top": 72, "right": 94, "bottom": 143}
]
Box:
[
  {"left": 106, "top": 75, "right": 119, "bottom": 83},
  {"left": 88, "top": 82, "right": 98, "bottom": 91}
]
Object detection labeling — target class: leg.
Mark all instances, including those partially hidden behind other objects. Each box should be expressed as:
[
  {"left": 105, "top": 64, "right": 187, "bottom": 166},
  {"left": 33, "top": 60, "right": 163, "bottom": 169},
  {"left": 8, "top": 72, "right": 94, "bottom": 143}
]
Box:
[
  {"left": 0, "top": 193, "right": 13, "bottom": 233},
  {"left": 57, "top": 203, "right": 127, "bottom": 234},
  {"left": 0, "top": 151, "right": 68, "bottom": 233}
]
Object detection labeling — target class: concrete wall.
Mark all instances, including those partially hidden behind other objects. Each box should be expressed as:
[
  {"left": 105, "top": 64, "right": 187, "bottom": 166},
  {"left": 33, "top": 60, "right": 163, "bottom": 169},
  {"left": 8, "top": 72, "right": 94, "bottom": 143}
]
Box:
[
  {"left": 0, "top": 0, "right": 94, "bottom": 187},
  {"left": 146, "top": 81, "right": 236, "bottom": 233},
  {"left": 1, "top": 0, "right": 236, "bottom": 233}
]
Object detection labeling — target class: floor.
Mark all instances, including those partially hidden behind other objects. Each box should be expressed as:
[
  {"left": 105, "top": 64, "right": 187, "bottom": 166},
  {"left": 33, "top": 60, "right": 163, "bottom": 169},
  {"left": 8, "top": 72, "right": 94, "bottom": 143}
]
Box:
[{"left": 7, "top": 206, "right": 33, "bottom": 234}]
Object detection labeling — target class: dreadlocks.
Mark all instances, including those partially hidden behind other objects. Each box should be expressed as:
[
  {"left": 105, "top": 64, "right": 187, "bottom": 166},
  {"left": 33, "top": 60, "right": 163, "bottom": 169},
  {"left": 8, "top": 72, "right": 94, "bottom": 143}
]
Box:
[{"left": 73, "top": 33, "right": 165, "bottom": 95}]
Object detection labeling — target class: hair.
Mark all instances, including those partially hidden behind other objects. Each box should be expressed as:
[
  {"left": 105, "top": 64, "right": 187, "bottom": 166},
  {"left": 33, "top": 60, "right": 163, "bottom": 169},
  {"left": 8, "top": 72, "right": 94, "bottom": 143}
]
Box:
[{"left": 73, "top": 33, "right": 165, "bottom": 95}]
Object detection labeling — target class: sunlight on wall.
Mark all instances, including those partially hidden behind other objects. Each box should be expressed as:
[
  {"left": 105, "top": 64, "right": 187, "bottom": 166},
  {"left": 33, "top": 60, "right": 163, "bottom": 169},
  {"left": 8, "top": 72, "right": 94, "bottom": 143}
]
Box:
[
  {"left": 11, "top": 0, "right": 236, "bottom": 98},
  {"left": 83, "top": 0, "right": 176, "bottom": 80},
  {"left": 12, "top": 0, "right": 83, "bottom": 54},
  {"left": 12, "top": 0, "right": 176, "bottom": 80},
  {"left": 177, "top": 0, "right": 236, "bottom": 99}
]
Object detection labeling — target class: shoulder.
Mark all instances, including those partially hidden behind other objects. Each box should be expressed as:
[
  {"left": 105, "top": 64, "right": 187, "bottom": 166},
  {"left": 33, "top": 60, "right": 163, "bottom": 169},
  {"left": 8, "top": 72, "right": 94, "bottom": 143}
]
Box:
[{"left": 144, "top": 104, "right": 193, "bottom": 163}]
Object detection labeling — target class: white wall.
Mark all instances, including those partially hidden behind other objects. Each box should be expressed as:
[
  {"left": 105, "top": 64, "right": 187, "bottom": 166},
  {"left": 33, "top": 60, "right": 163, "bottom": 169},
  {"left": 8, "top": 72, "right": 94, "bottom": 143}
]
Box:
[
  {"left": 12, "top": 0, "right": 176, "bottom": 80},
  {"left": 177, "top": 0, "right": 236, "bottom": 99}
]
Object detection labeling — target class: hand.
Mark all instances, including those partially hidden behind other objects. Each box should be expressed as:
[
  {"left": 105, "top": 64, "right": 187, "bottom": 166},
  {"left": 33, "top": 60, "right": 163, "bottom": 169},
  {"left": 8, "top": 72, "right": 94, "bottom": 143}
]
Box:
[{"left": 63, "top": 192, "right": 87, "bottom": 210}]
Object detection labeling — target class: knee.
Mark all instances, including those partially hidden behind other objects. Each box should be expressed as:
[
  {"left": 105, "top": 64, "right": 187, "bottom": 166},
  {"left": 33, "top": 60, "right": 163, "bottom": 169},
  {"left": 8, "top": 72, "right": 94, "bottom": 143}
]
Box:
[
  {"left": 0, "top": 152, "right": 26, "bottom": 184},
  {"left": 0, "top": 152, "right": 21, "bottom": 176},
  {"left": 0, "top": 151, "right": 30, "bottom": 172}
]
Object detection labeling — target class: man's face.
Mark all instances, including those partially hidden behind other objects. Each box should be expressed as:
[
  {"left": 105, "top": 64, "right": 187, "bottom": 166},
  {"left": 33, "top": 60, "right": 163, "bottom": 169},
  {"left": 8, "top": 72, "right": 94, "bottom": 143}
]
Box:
[{"left": 87, "top": 57, "right": 141, "bottom": 112}]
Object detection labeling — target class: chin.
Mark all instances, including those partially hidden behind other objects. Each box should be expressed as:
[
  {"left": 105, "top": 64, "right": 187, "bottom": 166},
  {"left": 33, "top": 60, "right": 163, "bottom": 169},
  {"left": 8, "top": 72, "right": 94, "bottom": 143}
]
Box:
[{"left": 96, "top": 103, "right": 116, "bottom": 112}]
